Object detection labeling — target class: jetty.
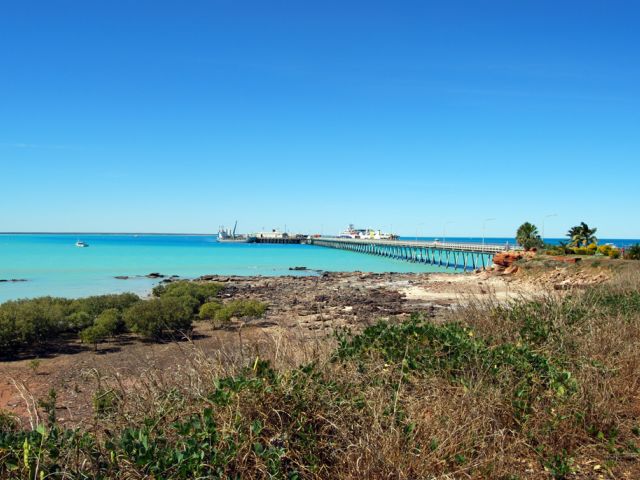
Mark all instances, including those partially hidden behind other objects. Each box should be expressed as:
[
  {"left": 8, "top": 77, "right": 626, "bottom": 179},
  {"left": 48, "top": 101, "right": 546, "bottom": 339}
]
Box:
[
  {"left": 253, "top": 230, "right": 306, "bottom": 244},
  {"left": 306, "top": 237, "right": 519, "bottom": 271}
]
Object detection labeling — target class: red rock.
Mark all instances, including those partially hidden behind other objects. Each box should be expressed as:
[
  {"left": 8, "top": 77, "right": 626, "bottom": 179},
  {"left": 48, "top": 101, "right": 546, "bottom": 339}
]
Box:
[
  {"left": 550, "top": 256, "right": 581, "bottom": 264},
  {"left": 493, "top": 251, "right": 524, "bottom": 268}
]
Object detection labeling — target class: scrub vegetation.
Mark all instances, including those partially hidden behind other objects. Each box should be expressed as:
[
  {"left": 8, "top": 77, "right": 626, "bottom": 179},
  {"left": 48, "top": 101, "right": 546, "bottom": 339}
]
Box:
[
  {"left": 0, "top": 281, "right": 261, "bottom": 356},
  {"left": 1, "top": 272, "right": 639, "bottom": 478}
]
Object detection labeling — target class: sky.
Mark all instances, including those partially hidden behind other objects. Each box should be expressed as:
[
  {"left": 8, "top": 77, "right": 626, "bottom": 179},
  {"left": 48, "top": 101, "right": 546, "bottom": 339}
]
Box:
[{"left": 1, "top": 1, "right": 639, "bottom": 238}]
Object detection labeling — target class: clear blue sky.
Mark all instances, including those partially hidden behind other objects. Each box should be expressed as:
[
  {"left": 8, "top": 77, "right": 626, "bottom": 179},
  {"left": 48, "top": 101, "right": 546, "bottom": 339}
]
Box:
[{"left": 1, "top": 1, "right": 639, "bottom": 237}]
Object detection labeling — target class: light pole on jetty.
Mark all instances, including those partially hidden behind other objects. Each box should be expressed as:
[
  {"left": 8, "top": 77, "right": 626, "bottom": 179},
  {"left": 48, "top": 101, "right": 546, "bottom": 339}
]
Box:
[
  {"left": 542, "top": 214, "right": 558, "bottom": 244},
  {"left": 482, "top": 218, "right": 496, "bottom": 249}
]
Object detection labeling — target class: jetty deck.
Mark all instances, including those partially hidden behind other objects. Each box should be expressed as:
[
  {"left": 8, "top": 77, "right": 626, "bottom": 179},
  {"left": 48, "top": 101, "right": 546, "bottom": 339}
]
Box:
[{"left": 306, "top": 237, "right": 519, "bottom": 271}]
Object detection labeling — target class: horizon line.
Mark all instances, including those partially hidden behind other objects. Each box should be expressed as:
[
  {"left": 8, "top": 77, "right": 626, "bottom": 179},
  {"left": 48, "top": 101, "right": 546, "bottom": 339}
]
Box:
[{"left": 1, "top": 231, "right": 638, "bottom": 240}]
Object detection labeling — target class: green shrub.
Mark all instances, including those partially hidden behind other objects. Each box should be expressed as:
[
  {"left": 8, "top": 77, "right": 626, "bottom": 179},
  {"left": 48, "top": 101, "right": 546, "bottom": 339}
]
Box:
[
  {"left": 66, "top": 311, "right": 93, "bottom": 330},
  {"left": 0, "top": 294, "right": 140, "bottom": 355},
  {"left": 124, "top": 297, "right": 194, "bottom": 338},
  {"left": 72, "top": 293, "right": 140, "bottom": 317},
  {"left": 174, "top": 294, "right": 201, "bottom": 315},
  {"left": 28, "top": 359, "right": 42, "bottom": 373},
  {"left": 199, "top": 301, "right": 222, "bottom": 320},
  {"left": 80, "top": 308, "right": 125, "bottom": 351},
  {"left": 153, "top": 281, "right": 224, "bottom": 306},
  {"left": 0, "top": 297, "right": 73, "bottom": 350},
  {"left": 213, "top": 299, "right": 268, "bottom": 325},
  {"left": 80, "top": 325, "right": 109, "bottom": 351},
  {"left": 572, "top": 247, "right": 594, "bottom": 256},
  {"left": 596, "top": 244, "right": 621, "bottom": 259},
  {"left": 94, "top": 308, "right": 123, "bottom": 335}
]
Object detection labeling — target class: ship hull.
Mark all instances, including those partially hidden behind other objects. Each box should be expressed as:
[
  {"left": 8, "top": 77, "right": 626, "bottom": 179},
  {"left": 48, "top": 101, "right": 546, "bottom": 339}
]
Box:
[{"left": 217, "top": 237, "right": 256, "bottom": 243}]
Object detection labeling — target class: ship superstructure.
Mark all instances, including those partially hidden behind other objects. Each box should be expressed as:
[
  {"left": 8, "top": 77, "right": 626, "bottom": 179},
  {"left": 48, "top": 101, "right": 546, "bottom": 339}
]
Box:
[{"left": 338, "top": 224, "right": 398, "bottom": 240}]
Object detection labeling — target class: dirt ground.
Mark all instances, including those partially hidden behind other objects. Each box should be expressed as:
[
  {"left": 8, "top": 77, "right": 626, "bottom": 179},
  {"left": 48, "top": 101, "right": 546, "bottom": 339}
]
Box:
[{"left": 0, "top": 267, "right": 608, "bottom": 428}]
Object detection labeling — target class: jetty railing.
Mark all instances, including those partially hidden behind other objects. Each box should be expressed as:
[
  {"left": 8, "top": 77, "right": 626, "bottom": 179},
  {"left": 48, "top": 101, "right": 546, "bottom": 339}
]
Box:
[{"left": 306, "top": 237, "right": 520, "bottom": 271}]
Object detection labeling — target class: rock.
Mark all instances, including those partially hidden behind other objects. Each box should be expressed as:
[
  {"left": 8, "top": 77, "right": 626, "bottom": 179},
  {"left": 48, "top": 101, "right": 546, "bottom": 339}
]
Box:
[
  {"left": 289, "top": 266, "right": 308, "bottom": 271},
  {"left": 504, "top": 265, "right": 519, "bottom": 275},
  {"left": 0, "top": 279, "right": 28, "bottom": 282},
  {"left": 493, "top": 251, "right": 524, "bottom": 268},
  {"left": 146, "top": 272, "right": 165, "bottom": 278},
  {"left": 550, "top": 256, "right": 581, "bottom": 264},
  {"left": 114, "top": 276, "right": 129, "bottom": 280}
]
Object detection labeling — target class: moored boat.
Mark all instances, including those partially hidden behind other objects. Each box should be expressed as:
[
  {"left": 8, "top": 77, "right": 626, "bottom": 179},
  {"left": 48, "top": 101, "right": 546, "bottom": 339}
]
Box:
[
  {"left": 338, "top": 224, "right": 398, "bottom": 240},
  {"left": 217, "top": 222, "right": 256, "bottom": 243}
]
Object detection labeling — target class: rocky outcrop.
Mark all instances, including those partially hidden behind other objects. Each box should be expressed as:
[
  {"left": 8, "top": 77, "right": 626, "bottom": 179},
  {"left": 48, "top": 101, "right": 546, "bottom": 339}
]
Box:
[{"left": 492, "top": 251, "right": 524, "bottom": 268}]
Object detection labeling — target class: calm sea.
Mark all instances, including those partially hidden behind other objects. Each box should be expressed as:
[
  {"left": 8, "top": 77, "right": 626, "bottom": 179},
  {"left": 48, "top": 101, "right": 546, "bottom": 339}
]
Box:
[
  {"left": 0, "top": 234, "right": 448, "bottom": 302},
  {"left": 1, "top": 234, "right": 637, "bottom": 302}
]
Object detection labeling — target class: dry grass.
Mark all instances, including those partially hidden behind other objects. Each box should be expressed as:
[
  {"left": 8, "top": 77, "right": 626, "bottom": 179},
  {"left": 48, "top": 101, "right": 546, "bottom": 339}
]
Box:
[{"left": 1, "top": 269, "right": 640, "bottom": 479}]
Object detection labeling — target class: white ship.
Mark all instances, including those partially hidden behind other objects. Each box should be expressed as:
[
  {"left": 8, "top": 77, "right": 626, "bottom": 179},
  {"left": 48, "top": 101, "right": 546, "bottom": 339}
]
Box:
[
  {"left": 75, "top": 240, "right": 89, "bottom": 248},
  {"left": 338, "top": 224, "right": 398, "bottom": 240}
]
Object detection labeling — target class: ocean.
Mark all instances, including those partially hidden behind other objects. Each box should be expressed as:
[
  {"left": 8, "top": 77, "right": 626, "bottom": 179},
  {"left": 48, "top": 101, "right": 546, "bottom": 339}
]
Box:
[
  {"left": 0, "top": 234, "right": 449, "bottom": 302},
  {"left": 1, "top": 234, "right": 637, "bottom": 303}
]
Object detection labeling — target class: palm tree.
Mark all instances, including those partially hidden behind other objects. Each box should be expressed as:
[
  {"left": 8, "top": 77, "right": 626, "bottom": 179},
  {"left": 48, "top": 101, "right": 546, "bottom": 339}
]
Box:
[
  {"left": 516, "top": 222, "right": 543, "bottom": 251},
  {"left": 567, "top": 222, "right": 598, "bottom": 247}
]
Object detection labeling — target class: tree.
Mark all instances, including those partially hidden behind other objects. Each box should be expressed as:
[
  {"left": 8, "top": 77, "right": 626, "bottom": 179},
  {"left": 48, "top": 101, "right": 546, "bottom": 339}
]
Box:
[
  {"left": 516, "top": 222, "right": 543, "bottom": 251},
  {"left": 199, "top": 301, "right": 222, "bottom": 320},
  {"left": 80, "top": 308, "right": 124, "bottom": 352},
  {"left": 124, "top": 297, "right": 193, "bottom": 339},
  {"left": 80, "top": 325, "right": 108, "bottom": 351},
  {"left": 567, "top": 222, "right": 598, "bottom": 247}
]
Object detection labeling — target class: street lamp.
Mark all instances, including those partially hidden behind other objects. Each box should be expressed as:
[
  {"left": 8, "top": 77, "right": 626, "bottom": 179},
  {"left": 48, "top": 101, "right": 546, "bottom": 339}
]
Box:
[
  {"left": 542, "top": 214, "right": 558, "bottom": 244},
  {"left": 482, "top": 218, "right": 496, "bottom": 249},
  {"left": 443, "top": 222, "right": 454, "bottom": 245}
]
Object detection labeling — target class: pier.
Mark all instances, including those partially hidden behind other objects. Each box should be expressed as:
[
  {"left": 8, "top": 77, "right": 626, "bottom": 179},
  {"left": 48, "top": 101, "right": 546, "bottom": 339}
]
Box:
[
  {"left": 306, "top": 237, "right": 518, "bottom": 271},
  {"left": 254, "top": 236, "right": 304, "bottom": 244}
]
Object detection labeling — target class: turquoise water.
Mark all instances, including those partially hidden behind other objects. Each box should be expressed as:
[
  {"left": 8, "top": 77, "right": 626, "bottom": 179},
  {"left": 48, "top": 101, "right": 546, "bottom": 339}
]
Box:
[{"left": 0, "top": 234, "right": 456, "bottom": 302}]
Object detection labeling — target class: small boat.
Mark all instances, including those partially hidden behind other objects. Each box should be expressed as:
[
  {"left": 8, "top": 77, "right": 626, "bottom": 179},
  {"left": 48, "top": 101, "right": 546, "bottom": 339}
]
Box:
[{"left": 75, "top": 240, "right": 89, "bottom": 248}]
